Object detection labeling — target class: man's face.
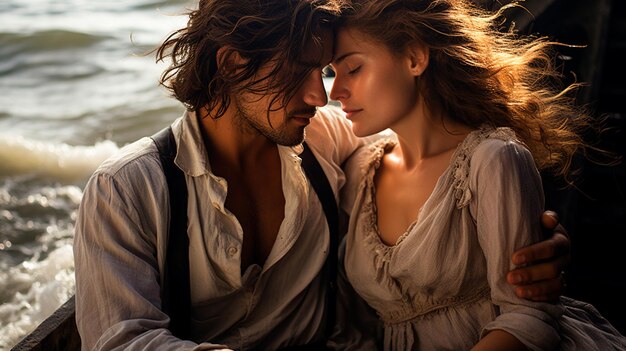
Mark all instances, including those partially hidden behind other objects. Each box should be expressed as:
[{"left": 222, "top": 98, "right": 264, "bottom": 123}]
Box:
[{"left": 231, "top": 29, "right": 334, "bottom": 146}]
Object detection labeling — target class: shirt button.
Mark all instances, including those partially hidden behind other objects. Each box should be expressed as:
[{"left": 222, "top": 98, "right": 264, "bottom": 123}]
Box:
[{"left": 227, "top": 247, "right": 238, "bottom": 256}]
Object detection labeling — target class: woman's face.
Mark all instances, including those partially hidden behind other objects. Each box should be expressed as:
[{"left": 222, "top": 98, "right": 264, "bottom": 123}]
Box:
[{"left": 329, "top": 27, "right": 425, "bottom": 137}]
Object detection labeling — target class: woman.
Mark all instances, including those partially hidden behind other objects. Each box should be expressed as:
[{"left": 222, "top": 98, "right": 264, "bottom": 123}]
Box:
[{"left": 329, "top": 0, "right": 626, "bottom": 350}]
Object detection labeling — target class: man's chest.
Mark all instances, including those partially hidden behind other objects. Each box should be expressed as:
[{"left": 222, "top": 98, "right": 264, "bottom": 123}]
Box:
[{"left": 225, "top": 181, "right": 286, "bottom": 269}]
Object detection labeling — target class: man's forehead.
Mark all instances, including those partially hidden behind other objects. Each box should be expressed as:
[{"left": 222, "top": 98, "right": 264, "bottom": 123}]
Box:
[{"left": 299, "top": 28, "right": 334, "bottom": 67}]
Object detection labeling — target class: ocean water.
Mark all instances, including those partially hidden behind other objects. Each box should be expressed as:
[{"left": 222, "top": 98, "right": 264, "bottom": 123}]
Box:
[
  {"left": 0, "top": 1, "right": 338, "bottom": 348},
  {"left": 0, "top": 0, "right": 190, "bottom": 348}
]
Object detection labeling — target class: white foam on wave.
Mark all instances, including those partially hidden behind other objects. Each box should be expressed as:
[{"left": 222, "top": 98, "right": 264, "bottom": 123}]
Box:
[
  {"left": 0, "top": 134, "right": 120, "bottom": 182},
  {"left": 0, "top": 244, "right": 75, "bottom": 350}
]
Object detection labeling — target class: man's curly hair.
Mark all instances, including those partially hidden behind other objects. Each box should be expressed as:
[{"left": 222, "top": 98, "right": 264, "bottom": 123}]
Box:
[{"left": 156, "top": 0, "right": 341, "bottom": 118}]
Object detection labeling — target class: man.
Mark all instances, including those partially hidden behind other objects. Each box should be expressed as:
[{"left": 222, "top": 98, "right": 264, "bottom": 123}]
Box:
[{"left": 73, "top": 0, "right": 570, "bottom": 350}]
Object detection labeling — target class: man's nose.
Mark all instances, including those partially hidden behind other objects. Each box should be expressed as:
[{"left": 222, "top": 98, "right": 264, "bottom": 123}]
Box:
[{"left": 302, "top": 71, "right": 328, "bottom": 107}]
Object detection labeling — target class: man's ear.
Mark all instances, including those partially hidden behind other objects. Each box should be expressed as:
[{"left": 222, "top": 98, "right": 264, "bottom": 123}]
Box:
[
  {"left": 405, "top": 43, "right": 429, "bottom": 76},
  {"left": 216, "top": 46, "right": 246, "bottom": 72}
]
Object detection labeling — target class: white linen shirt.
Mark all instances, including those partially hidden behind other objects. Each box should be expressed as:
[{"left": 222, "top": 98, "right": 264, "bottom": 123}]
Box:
[{"left": 73, "top": 106, "right": 364, "bottom": 350}]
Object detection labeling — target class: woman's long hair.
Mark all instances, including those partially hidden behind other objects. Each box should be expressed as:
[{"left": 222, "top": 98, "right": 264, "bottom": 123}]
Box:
[{"left": 340, "top": 0, "right": 593, "bottom": 177}]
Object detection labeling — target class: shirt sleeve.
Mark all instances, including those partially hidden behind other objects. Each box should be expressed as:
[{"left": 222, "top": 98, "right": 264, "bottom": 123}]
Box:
[
  {"left": 468, "top": 139, "right": 563, "bottom": 351},
  {"left": 306, "top": 106, "right": 389, "bottom": 204},
  {"left": 73, "top": 154, "right": 230, "bottom": 351}
]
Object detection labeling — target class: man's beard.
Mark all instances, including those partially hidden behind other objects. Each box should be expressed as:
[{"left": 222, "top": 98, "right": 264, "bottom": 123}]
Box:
[{"left": 233, "top": 98, "right": 307, "bottom": 147}]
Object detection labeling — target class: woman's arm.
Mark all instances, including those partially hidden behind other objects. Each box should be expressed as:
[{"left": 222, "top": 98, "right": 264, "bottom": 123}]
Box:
[{"left": 469, "top": 139, "right": 562, "bottom": 351}]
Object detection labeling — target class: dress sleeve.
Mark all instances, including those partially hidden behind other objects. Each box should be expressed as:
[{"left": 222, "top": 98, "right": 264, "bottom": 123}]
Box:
[
  {"left": 468, "top": 139, "right": 563, "bottom": 351},
  {"left": 73, "top": 161, "right": 230, "bottom": 350}
]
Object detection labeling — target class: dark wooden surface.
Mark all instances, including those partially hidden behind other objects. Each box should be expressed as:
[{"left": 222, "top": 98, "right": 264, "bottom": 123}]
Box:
[{"left": 11, "top": 296, "right": 81, "bottom": 351}]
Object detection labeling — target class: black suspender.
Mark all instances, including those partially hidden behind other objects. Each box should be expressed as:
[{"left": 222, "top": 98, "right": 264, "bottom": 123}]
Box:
[
  {"left": 151, "top": 127, "right": 339, "bottom": 342},
  {"left": 151, "top": 127, "right": 191, "bottom": 339},
  {"left": 299, "top": 142, "right": 338, "bottom": 338}
]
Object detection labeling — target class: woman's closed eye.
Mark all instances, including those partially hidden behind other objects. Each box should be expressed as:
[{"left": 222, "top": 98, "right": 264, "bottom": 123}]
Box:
[{"left": 348, "top": 66, "right": 361, "bottom": 75}]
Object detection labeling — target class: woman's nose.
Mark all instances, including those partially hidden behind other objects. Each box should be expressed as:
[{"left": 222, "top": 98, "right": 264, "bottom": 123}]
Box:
[{"left": 329, "top": 77, "right": 347, "bottom": 102}]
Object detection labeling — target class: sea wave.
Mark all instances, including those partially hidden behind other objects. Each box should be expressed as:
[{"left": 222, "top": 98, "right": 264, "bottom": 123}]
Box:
[
  {"left": 0, "top": 0, "right": 191, "bottom": 347},
  {"left": 0, "top": 135, "right": 120, "bottom": 182},
  {"left": 0, "top": 30, "right": 111, "bottom": 79},
  {"left": 0, "top": 30, "right": 112, "bottom": 55},
  {"left": 0, "top": 244, "right": 75, "bottom": 350}
]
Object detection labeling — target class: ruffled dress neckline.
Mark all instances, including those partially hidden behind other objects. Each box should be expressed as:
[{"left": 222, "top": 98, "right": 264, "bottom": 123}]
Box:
[{"left": 361, "top": 126, "right": 518, "bottom": 252}]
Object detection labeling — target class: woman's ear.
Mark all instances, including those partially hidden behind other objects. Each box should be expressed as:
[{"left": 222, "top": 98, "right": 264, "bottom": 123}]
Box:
[{"left": 406, "top": 43, "right": 429, "bottom": 76}]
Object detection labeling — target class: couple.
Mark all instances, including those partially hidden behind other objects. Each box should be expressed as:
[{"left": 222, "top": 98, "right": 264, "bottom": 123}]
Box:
[{"left": 73, "top": 0, "right": 623, "bottom": 350}]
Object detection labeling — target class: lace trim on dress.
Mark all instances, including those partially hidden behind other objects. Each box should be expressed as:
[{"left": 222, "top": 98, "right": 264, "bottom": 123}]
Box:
[
  {"left": 451, "top": 126, "right": 518, "bottom": 209},
  {"left": 360, "top": 138, "right": 398, "bottom": 268},
  {"left": 378, "top": 285, "right": 492, "bottom": 325},
  {"left": 357, "top": 128, "right": 518, "bottom": 271}
]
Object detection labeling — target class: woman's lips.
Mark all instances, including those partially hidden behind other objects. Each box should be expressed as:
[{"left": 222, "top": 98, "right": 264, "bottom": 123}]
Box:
[{"left": 343, "top": 109, "right": 362, "bottom": 119}]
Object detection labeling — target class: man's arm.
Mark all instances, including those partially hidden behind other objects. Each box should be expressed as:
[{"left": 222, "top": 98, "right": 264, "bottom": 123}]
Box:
[
  {"left": 508, "top": 211, "right": 570, "bottom": 302},
  {"left": 74, "top": 159, "right": 232, "bottom": 351}
]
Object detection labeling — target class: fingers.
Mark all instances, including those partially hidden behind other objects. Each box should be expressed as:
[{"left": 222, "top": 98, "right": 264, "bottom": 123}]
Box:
[
  {"left": 507, "top": 258, "right": 567, "bottom": 302},
  {"left": 540, "top": 210, "right": 569, "bottom": 238},
  {"left": 507, "top": 258, "right": 566, "bottom": 285},
  {"left": 512, "top": 275, "right": 564, "bottom": 302},
  {"left": 508, "top": 210, "right": 570, "bottom": 302},
  {"left": 511, "top": 232, "right": 570, "bottom": 266},
  {"left": 540, "top": 210, "right": 559, "bottom": 229},
  {"left": 508, "top": 262, "right": 566, "bottom": 302},
  {"left": 513, "top": 210, "right": 570, "bottom": 266}
]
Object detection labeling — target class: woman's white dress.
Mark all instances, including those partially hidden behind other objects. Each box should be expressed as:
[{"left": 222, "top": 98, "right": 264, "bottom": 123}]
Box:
[{"left": 340, "top": 127, "right": 626, "bottom": 350}]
